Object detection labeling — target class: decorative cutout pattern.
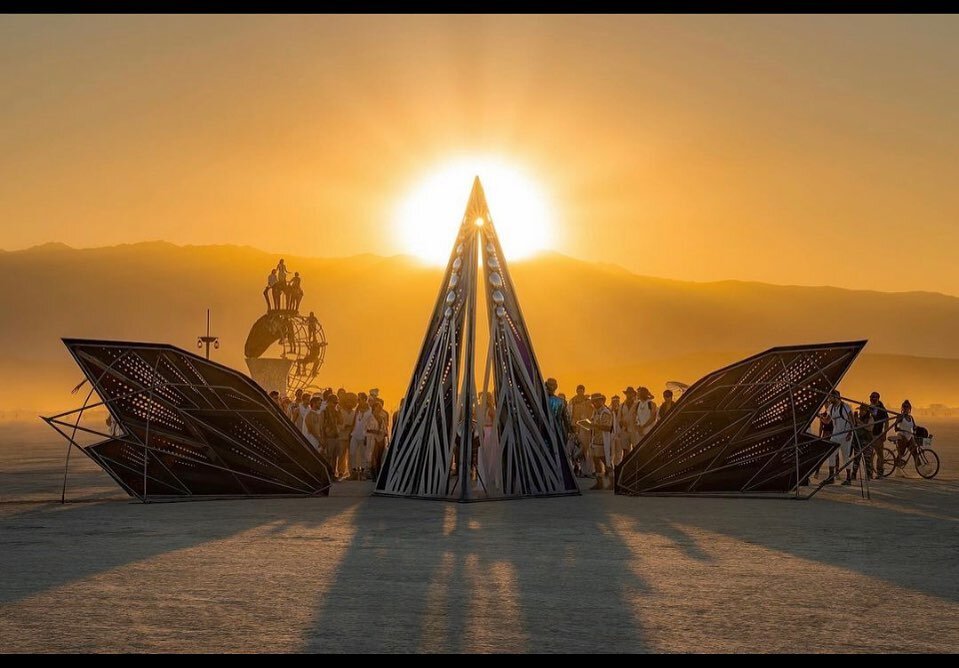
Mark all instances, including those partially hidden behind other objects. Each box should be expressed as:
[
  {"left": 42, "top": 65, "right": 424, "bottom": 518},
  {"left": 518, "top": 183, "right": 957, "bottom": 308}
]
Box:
[
  {"left": 615, "top": 341, "right": 866, "bottom": 496},
  {"left": 375, "top": 178, "right": 578, "bottom": 501},
  {"left": 45, "top": 339, "right": 333, "bottom": 501}
]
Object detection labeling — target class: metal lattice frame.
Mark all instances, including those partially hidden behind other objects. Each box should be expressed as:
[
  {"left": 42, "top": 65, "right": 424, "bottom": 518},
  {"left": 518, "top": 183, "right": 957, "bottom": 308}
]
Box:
[
  {"left": 44, "top": 339, "right": 333, "bottom": 502},
  {"left": 244, "top": 311, "right": 328, "bottom": 394},
  {"left": 615, "top": 341, "right": 866, "bottom": 498},
  {"left": 375, "top": 178, "right": 579, "bottom": 501}
]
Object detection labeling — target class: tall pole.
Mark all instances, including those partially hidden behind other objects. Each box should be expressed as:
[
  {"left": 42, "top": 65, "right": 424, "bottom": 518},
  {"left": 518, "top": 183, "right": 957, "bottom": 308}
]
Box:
[{"left": 197, "top": 308, "right": 219, "bottom": 360}]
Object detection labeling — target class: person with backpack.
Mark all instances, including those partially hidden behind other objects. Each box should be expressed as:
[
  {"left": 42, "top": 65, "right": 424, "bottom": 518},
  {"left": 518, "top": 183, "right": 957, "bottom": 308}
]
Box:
[
  {"left": 827, "top": 390, "right": 855, "bottom": 484},
  {"left": 634, "top": 387, "right": 658, "bottom": 442}
]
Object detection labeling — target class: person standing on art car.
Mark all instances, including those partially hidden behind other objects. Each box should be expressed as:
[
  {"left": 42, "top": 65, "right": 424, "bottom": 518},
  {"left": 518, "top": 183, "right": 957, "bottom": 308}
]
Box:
[
  {"left": 289, "top": 272, "right": 304, "bottom": 312},
  {"left": 307, "top": 312, "right": 320, "bottom": 344},
  {"left": 634, "top": 387, "right": 658, "bottom": 442},
  {"left": 580, "top": 393, "right": 613, "bottom": 490},
  {"left": 263, "top": 268, "right": 278, "bottom": 311},
  {"left": 276, "top": 258, "right": 290, "bottom": 309}
]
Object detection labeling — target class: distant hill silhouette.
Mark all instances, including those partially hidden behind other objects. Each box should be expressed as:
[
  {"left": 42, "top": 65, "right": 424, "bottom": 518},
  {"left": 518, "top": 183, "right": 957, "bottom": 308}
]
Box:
[{"left": 1, "top": 241, "right": 957, "bottom": 413}]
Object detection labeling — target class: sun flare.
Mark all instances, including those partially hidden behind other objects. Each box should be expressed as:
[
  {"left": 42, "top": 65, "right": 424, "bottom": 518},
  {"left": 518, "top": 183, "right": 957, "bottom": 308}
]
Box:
[{"left": 395, "top": 157, "right": 555, "bottom": 265}]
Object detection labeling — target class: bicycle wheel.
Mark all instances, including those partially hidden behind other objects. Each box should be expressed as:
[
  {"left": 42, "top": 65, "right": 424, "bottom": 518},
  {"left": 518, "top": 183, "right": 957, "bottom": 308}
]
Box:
[
  {"left": 878, "top": 447, "right": 898, "bottom": 478},
  {"left": 914, "top": 448, "right": 940, "bottom": 480}
]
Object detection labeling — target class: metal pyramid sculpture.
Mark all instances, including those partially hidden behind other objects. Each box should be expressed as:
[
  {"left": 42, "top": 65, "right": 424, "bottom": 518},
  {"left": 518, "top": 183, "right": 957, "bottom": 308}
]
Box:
[{"left": 375, "top": 178, "right": 578, "bottom": 501}]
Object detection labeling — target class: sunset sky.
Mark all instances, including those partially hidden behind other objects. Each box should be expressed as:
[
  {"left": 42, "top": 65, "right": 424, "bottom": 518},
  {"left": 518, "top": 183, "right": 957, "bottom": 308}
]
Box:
[{"left": 2, "top": 15, "right": 958, "bottom": 293}]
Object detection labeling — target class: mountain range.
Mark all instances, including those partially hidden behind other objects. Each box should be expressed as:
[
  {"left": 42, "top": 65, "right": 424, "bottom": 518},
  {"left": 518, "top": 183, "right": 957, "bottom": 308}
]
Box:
[{"left": 1, "top": 241, "right": 957, "bottom": 413}]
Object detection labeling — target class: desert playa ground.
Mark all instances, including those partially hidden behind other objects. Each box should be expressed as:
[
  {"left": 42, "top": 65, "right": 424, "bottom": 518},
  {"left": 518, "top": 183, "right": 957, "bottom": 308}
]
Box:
[{"left": 1, "top": 420, "right": 958, "bottom": 653}]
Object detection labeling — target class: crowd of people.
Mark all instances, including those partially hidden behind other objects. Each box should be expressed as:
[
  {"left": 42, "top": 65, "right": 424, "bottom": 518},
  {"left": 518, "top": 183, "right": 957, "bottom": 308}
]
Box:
[
  {"left": 270, "top": 387, "right": 393, "bottom": 481},
  {"left": 270, "top": 380, "right": 926, "bottom": 490},
  {"left": 811, "top": 390, "right": 924, "bottom": 485}
]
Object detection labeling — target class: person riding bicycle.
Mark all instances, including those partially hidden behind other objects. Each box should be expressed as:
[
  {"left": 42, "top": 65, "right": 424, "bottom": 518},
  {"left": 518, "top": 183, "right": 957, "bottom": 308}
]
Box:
[{"left": 893, "top": 400, "right": 918, "bottom": 462}]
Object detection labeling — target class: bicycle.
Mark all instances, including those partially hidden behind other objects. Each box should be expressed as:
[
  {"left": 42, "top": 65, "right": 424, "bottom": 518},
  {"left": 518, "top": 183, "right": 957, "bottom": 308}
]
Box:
[{"left": 878, "top": 434, "right": 940, "bottom": 480}]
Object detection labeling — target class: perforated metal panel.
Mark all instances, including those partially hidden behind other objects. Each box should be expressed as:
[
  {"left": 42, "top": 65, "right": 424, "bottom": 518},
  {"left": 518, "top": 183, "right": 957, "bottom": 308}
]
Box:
[
  {"left": 615, "top": 341, "right": 865, "bottom": 496},
  {"left": 46, "top": 339, "right": 332, "bottom": 501}
]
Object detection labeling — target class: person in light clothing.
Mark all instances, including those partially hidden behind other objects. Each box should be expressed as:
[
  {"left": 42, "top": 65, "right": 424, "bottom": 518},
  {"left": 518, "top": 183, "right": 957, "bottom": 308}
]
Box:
[
  {"left": 569, "top": 385, "right": 594, "bottom": 477},
  {"left": 634, "top": 387, "right": 658, "bottom": 441},
  {"left": 583, "top": 393, "right": 613, "bottom": 490},
  {"left": 302, "top": 396, "right": 323, "bottom": 453},
  {"left": 369, "top": 399, "right": 389, "bottom": 481},
  {"left": 825, "top": 390, "right": 854, "bottom": 482},
  {"left": 893, "top": 400, "right": 918, "bottom": 463},
  {"left": 478, "top": 392, "right": 503, "bottom": 494},
  {"left": 349, "top": 393, "right": 374, "bottom": 480},
  {"left": 618, "top": 387, "right": 640, "bottom": 463},
  {"left": 293, "top": 392, "right": 312, "bottom": 431}
]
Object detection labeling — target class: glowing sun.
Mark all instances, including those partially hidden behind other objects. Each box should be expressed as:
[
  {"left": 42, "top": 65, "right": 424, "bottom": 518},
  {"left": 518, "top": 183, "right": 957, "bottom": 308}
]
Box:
[{"left": 396, "top": 157, "right": 555, "bottom": 265}]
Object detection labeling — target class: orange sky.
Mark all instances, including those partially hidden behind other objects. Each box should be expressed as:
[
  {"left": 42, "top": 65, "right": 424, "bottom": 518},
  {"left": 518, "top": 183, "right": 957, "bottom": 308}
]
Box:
[{"left": 2, "top": 15, "right": 958, "bottom": 294}]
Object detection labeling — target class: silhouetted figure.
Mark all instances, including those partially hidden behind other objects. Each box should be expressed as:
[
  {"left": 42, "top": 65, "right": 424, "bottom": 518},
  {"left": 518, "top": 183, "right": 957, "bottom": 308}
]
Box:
[
  {"left": 307, "top": 311, "right": 319, "bottom": 343},
  {"left": 370, "top": 399, "right": 389, "bottom": 481},
  {"left": 289, "top": 272, "right": 303, "bottom": 312},
  {"left": 545, "top": 378, "right": 571, "bottom": 455},
  {"left": 660, "top": 389, "right": 675, "bottom": 420},
  {"left": 276, "top": 259, "right": 290, "bottom": 309},
  {"left": 264, "top": 269, "right": 278, "bottom": 311},
  {"left": 570, "top": 385, "right": 593, "bottom": 477},
  {"left": 868, "top": 391, "right": 889, "bottom": 477}
]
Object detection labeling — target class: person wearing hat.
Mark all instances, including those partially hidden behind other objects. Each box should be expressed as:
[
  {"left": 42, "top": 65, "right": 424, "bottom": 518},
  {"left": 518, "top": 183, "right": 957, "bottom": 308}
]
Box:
[
  {"left": 825, "top": 389, "right": 854, "bottom": 484},
  {"left": 867, "top": 391, "right": 889, "bottom": 477},
  {"left": 583, "top": 393, "right": 613, "bottom": 490},
  {"left": 634, "top": 387, "right": 658, "bottom": 442},
  {"left": 569, "top": 384, "right": 594, "bottom": 477},
  {"left": 617, "top": 387, "right": 640, "bottom": 466}
]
